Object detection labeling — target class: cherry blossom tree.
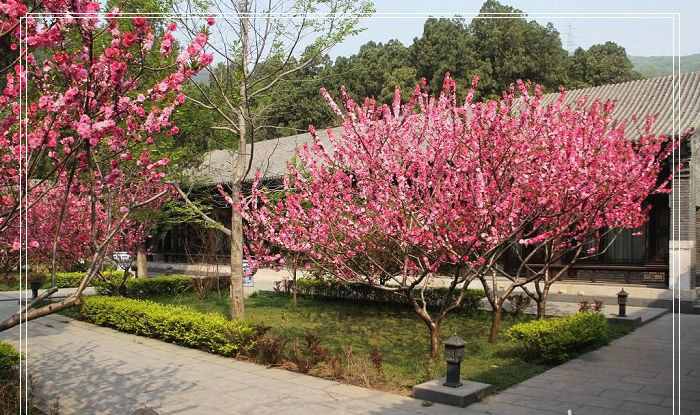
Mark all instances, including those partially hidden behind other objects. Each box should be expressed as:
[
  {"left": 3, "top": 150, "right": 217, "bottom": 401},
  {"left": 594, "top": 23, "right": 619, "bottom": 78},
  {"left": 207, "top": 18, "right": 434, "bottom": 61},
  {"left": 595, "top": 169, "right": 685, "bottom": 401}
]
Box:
[
  {"left": 242, "top": 76, "right": 533, "bottom": 357},
  {"left": 243, "top": 75, "right": 678, "bottom": 354},
  {"left": 474, "top": 82, "right": 677, "bottom": 341},
  {"left": 0, "top": 2, "right": 211, "bottom": 330}
]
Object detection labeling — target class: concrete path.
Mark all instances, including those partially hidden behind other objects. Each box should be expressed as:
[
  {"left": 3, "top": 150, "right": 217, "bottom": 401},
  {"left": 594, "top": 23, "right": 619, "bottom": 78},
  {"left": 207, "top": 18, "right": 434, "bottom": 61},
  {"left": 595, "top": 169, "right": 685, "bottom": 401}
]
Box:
[
  {"left": 0, "top": 313, "right": 468, "bottom": 415},
  {"left": 0, "top": 304, "right": 696, "bottom": 414},
  {"left": 471, "top": 313, "right": 700, "bottom": 415},
  {"left": 0, "top": 287, "right": 97, "bottom": 301}
]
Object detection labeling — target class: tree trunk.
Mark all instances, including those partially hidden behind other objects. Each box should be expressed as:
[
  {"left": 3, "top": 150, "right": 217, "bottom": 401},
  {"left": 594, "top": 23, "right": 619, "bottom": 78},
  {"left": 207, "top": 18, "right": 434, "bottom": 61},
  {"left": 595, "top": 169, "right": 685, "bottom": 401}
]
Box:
[
  {"left": 226, "top": 0, "right": 250, "bottom": 320},
  {"left": 0, "top": 295, "right": 81, "bottom": 331},
  {"left": 488, "top": 305, "right": 502, "bottom": 343},
  {"left": 428, "top": 322, "right": 441, "bottom": 359},
  {"left": 537, "top": 284, "right": 551, "bottom": 319},
  {"left": 291, "top": 265, "right": 297, "bottom": 306},
  {"left": 229, "top": 199, "right": 245, "bottom": 319},
  {"left": 413, "top": 305, "right": 441, "bottom": 359},
  {"left": 136, "top": 245, "right": 148, "bottom": 278}
]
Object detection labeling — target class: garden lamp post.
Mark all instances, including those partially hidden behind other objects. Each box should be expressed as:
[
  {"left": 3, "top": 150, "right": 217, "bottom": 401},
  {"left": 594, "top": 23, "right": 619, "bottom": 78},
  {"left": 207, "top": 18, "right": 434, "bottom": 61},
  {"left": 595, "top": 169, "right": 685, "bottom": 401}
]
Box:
[
  {"left": 443, "top": 335, "right": 466, "bottom": 388},
  {"left": 617, "top": 288, "right": 628, "bottom": 317},
  {"left": 112, "top": 251, "right": 133, "bottom": 271}
]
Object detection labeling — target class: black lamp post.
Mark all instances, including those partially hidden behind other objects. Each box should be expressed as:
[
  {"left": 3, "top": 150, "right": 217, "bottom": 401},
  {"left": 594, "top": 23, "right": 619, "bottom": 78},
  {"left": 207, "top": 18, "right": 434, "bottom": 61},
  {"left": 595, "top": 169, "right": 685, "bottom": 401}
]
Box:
[
  {"left": 443, "top": 335, "right": 466, "bottom": 388},
  {"left": 29, "top": 278, "right": 42, "bottom": 299},
  {"left": 617, "top": 288, "right": 628, "bottom": 317},
  {"left": 112, "top": 251, "right": 133, "bottom": 271}
]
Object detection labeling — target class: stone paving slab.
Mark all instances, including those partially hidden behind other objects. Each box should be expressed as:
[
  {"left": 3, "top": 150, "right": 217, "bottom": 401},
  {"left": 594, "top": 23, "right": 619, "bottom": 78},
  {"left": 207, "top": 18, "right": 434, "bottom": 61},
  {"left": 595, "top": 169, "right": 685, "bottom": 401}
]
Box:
[{"left": 0, "top": 299, "right": 697, "bottom": 414}]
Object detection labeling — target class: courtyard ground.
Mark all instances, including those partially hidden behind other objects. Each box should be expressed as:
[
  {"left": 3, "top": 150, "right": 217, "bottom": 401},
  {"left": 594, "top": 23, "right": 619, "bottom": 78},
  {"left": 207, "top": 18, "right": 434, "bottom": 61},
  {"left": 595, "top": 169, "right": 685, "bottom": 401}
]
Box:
[{"left": 0, "top": 294, "right": 697, "bottom": 414}]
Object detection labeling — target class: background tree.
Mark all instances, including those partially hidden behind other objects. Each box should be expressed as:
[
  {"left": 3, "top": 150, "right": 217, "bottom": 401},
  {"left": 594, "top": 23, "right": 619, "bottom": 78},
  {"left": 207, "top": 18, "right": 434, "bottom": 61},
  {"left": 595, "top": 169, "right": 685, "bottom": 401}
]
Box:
[
  {"left": 409, "top": 18, "right": 483, "bottom": 96},
  {"left": 173, "top": 0, "right": 373, "bottom": 319},
  {"left": 469, "top": 0, "right": 569, "bottom": 97},
  {"left": 568, "top": 41, "right": 641, "bottom": 88},
  {"left": 229, "top": 0, "right": 649, "bottom": 151},
  {"left": 332, "top": 39, "right": 415, "bottom": 102}
]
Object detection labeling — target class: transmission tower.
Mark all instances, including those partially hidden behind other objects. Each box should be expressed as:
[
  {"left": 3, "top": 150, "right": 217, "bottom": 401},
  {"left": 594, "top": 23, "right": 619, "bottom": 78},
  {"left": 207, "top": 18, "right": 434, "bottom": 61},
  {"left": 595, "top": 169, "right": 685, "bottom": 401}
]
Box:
[{"left": 565, "top": 23, "right": 576, "bottom": 54}]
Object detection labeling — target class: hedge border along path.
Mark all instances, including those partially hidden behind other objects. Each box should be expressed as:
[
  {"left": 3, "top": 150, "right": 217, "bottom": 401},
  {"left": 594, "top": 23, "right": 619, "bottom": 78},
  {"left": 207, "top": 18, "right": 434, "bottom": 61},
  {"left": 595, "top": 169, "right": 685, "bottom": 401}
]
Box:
[
  {"left": 506, "top": 311, "right": 610, "bottom": 363},
  {"left": 79, "top": 296, "right": 259, "bottom": 357}
]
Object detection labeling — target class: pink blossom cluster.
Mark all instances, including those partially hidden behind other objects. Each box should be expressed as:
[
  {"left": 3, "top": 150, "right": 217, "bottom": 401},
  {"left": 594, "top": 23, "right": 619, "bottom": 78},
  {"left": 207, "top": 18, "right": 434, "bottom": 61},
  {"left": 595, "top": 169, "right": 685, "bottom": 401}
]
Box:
[
  {"left": 242, "top": 74, "right": 674, "bottom": 285},
  {"left": 0, "top": 2, "right": 213, "bottom": 270}
]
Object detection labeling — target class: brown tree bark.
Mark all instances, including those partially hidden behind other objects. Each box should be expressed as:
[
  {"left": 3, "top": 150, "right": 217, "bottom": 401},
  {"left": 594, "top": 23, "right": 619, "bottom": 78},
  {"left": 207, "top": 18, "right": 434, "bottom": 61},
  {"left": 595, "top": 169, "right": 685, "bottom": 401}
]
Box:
[
  {"left": 229, "top": 196, "right": 245, "bottom": 319},
  {"left": 136, "top": 245, "right": 148, "bottom": 278},
  {"left": 291, "top": 265, "right": 298, "bottom": 306},
  {"left": 488, "top": 305, "right": 502, "bottom": 343},
  {"left": 412, "top": 299, "right": 442, "bottom": 359},
  {"left": 0, "top": 295, "right": 80, "bottom": 331},
  {"left": 536, "top": 285, "right": 550, "bottom": 319},
  {"left": 428, "top": 321, "right": 441, "bottom": 359},
  {"left": 225, "top": 0, "right": 252, "bottom": 320}
]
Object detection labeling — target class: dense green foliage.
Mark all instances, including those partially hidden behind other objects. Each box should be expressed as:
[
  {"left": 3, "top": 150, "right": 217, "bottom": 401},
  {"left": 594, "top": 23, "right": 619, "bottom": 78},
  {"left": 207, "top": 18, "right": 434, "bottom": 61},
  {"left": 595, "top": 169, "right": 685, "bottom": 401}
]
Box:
[
  {"left": 79, "top": 296, "right": 258, "bottom": 356},
  {"left": 0, "top": 342, "right": 19, "bottom": 374},
  {"left": 122, "top": 275, "right": 194, "bottom": 297},
  {"left": 93, "top": 274, "right": 194, "bottom": 297},
  {"left": 283, "top": 277, "right": 485, "bottom": 313},
  {"left": 507, "top": 312, "right": 610, "bottom": 363},
  {"left": 173, "top": 0, "right": 641, "bottom": 160},
  {"left": 265, "top": 0, "right": 640, "bottom": 125},
  {"left": 0, "top": 270, "right": 123, "bottom": 291},
  {"left": 0, "top": 342, "right": 21, "bottom": 414},
  {"left": 568, "top": 42, "right": 642, "bottom": 88},
  {"left": 630, "top": 53, "right": 700, "bottom": 78}
]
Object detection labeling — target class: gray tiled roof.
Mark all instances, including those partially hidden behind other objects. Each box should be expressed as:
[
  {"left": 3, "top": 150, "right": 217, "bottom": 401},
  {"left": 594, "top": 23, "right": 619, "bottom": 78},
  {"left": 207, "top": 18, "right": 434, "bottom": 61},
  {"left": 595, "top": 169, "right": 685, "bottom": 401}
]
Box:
[
  {"left": 191, "top": 72, "right": 700, "bottom": 185},
  {"left": 540, "top": 71, "right": 700, "bottom": 136},
  {"left": 190, "top": 127, "right": 341, "bottom": 185}
]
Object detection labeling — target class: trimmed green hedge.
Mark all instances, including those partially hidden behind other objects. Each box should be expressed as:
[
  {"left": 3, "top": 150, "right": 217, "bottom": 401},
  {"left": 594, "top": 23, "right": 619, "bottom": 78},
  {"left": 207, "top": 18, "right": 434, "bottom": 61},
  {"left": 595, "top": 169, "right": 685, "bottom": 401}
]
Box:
[
  {"left": 79, "top": 296, "right": 258, "bottom": 356},
  {"left": 125, "top": 275, "right": 193, "bottom": 297},
  {"left": 0, "top": 341, "right": 19, "bottom": 375},
  {"left": 54, "top": 270, "right": 123, "bottom": 288},
  {"left": 93, "top": 274, "right": 194, "bottom": 297},
  {"left": 1, "top": 270, "right": 122, "bottom": 291},
  {"left": 277, "top": 278, "right": 485, "bottom": 313},
  {"left": 507, "top": 312, "right": 609, "bottom": 363}
]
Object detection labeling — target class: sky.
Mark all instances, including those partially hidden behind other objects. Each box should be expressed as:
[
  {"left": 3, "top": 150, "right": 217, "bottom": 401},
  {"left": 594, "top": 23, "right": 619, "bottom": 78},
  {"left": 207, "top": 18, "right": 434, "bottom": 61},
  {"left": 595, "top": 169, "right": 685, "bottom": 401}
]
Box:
[{"left": 327, "top": 0, "right": 699, "bottom": 59}]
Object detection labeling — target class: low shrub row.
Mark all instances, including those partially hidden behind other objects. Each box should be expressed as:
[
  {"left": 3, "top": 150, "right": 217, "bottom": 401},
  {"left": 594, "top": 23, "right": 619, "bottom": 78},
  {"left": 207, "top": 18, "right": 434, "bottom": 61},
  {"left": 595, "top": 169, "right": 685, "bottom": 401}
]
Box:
[
  {"left": 1, "top": 270, "right": 123, "bottom": 291},
  {"left": 93, "top": 274, "right": 194, "bottom": 297},
  {"left": 0, "top": 341, "right": 19, "bottom": 376},
  {"left": 76, "top": 297, "right": 389, "bottom": 389},
  {"left": 507, "top": 311, "right": 610, "bottom": 363},
  {"left": 0, "top": 341, "right": 20, "bottom": 414},
  {"left": 93, "top": 273, "right": 233, "bottom": 298},
  {"left": 275, "top": 278, "right": 485, "bottom": 313},
  {"left": 79, "top": 296, "right": 259, "bottom": 356}
]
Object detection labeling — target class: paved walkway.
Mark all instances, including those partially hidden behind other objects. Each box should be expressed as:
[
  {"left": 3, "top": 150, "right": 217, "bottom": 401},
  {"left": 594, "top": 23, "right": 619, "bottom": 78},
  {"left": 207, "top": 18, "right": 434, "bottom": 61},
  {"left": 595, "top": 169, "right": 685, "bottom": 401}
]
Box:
[
  {"left": 0, "top": 306, "right": 697, "bottom": 414},
  {"left": 471, "top": 312, "right": 700, "bottom": 415}
]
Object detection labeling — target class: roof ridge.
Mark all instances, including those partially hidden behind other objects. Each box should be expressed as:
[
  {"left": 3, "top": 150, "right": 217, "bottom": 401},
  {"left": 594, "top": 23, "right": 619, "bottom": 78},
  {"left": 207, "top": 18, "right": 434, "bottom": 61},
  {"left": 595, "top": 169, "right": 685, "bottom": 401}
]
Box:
[{"left": 560, "top": 71, "right": 699, "bottom": 96}]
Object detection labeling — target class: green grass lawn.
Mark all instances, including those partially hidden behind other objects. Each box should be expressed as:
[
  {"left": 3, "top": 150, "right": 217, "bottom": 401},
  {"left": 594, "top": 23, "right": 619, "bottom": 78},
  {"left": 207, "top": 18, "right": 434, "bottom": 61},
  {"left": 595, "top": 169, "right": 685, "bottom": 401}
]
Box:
[{"left": 149, "top": 291, "right": 551, "bottom": 394}]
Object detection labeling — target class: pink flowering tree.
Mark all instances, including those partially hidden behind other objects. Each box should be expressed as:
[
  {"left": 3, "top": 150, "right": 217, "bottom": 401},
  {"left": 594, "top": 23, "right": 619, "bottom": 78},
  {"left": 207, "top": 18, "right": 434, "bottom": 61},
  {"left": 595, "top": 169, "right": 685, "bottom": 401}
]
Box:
[
  {"left": 243, "top": 75, "right": 679, "bottom": 353},
  {"left": 0, "top": 3, "right": 212, "bottom": 330},
  {"left": 472, "top": 82, "right": 677, "bottom": 341},
  {"left": 243, "top": 76, "right": 538, "bottom": 357}
]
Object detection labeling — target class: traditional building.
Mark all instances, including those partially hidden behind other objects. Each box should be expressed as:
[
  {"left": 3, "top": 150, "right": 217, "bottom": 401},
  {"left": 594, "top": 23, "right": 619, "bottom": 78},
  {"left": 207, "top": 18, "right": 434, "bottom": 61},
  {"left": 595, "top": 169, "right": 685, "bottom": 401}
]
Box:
[{"left": 152, "top": 71, "right": 700, "bottom": 311}]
